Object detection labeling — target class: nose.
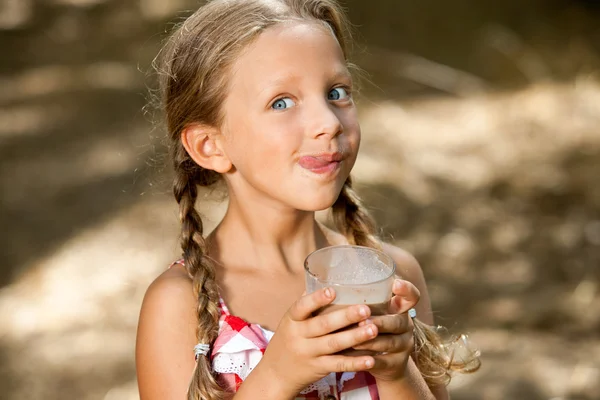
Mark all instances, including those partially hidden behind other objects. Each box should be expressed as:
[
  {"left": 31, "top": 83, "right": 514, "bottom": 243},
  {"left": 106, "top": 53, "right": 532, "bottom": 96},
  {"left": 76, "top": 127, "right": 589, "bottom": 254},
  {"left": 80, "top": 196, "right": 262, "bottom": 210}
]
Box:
[{"left": 306, "top": 99, "right": 343, "bottom": 139}]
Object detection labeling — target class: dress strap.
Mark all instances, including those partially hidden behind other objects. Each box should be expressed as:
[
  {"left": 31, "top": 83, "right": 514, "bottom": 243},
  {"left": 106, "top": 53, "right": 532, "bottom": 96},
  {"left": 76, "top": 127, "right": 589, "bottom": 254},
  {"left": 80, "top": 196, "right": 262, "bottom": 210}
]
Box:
[
  {"left": 218, "top": 295, "right": 230, "bottom": 316},
  {"left": 169, "top": 259, "right": 185, "bottom": 268}
]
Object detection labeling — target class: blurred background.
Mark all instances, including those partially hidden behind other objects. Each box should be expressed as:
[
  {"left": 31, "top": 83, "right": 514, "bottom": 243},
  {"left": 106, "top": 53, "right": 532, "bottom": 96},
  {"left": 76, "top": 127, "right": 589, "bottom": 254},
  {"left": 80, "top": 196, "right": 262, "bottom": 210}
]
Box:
[{"left": 0, "top": 0, "right": 599, "bottom": 399}]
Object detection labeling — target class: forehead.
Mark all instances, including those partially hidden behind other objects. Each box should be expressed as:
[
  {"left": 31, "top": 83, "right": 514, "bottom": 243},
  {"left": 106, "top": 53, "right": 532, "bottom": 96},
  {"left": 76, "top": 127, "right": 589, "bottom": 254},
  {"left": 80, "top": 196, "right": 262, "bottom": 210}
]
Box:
[{"left": 228, "top": 21, "right": 349, "bottom": 90}]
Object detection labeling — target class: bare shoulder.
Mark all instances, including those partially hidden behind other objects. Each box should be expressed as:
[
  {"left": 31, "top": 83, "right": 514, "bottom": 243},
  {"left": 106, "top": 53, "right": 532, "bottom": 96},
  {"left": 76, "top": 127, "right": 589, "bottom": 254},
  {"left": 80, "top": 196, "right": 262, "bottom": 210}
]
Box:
[
  {"left": 136, "top": 264, "right": 198, "bottom": 400},
  {"left": 380, "top": 243, "right": 424, "bottom": 285},
  {"left": 140, "top": 264, "right": 197, "bottom": 329},
  {"left": 145, "top": 263, "right": 195, "bottom": 304},
  {"left": 381, "top": 243, "right": 434, "bottom": 325}
]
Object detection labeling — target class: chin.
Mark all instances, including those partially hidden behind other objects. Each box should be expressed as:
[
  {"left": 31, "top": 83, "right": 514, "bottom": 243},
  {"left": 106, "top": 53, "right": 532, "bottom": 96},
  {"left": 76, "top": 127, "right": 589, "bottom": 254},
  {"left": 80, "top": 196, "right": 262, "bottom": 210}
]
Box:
[{"left": 294, "top": 190, "right": 342, "bottom": 212}]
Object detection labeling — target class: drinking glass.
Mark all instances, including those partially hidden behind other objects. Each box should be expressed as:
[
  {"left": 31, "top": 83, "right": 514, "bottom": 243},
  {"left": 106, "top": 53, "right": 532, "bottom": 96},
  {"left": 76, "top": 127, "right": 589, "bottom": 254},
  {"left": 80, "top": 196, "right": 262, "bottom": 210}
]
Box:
[{"left": 304, "top": 245, "right": 396, "bottom": 316}]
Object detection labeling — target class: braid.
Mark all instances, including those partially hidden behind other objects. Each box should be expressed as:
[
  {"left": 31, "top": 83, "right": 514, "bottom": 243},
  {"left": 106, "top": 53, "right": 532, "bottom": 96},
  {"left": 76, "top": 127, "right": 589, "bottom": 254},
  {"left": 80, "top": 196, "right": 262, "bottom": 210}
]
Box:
[
  {"left": 333, "top": 177, "right": 480, "bottom": 386},
  {"left": 332, "top": 176, "right": 380, "bottom": 248},
  {"left": 173, "top": 144, "right": 223, "bottom": 400}
]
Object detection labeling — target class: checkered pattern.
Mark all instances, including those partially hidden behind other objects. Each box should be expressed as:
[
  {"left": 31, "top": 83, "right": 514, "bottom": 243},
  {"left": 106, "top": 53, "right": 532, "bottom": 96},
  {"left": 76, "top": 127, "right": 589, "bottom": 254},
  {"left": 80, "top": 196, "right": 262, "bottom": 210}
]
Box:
[{"left": 170, "top": 260, "right": 379, "bottom": 399}]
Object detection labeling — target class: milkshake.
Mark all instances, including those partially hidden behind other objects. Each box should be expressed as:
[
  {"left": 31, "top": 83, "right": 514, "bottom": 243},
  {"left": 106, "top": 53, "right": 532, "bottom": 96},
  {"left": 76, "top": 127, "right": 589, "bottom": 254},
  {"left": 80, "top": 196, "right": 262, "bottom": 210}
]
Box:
[
  {"left": 304, "top": 245, "right": 396, "bottom": 356},
  {"left": 305, "top": 245, "right": 395, "bottom": 308}
]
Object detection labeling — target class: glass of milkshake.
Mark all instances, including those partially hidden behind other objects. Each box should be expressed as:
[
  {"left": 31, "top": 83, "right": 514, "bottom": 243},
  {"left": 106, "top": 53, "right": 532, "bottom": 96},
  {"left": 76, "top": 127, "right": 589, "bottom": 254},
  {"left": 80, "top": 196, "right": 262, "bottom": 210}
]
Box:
[{"left": 304, "top": 245, "right": 396, "bottom": 317}]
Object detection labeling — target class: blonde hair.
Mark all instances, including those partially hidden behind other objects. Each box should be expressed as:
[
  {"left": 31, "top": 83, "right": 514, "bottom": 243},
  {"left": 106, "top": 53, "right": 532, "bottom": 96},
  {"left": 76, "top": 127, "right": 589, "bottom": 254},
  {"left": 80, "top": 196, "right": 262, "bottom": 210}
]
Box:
[{"left": 155, "top": 1, "right": 479, "bottom": 398}]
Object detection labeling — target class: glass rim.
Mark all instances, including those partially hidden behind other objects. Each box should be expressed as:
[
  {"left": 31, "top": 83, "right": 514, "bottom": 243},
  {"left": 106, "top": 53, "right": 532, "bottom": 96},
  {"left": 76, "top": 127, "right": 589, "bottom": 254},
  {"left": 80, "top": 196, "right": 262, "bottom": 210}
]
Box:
[{"left": 304, "top": 244, "right": 396, "bottom": 286}]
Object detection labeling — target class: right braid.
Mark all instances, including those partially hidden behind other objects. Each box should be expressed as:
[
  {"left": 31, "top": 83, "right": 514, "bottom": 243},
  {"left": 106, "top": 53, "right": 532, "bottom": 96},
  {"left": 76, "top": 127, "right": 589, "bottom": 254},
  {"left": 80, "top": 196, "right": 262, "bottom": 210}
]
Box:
[
  {"left": 332, "top": 176, "right": 380, "bottom": 248},
  {"left": 332, "top": 177, "right": 480, "bottom": 386},
  {"left": 173, "top": 144, "right": 224, "bottom": 400}
]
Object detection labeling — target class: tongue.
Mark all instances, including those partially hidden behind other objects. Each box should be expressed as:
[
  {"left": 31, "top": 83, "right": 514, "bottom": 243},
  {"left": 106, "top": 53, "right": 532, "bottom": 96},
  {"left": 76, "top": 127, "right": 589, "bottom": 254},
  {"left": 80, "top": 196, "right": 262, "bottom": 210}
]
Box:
[{"left": 299, "top": 156, "right": 331, "bottom": 169}]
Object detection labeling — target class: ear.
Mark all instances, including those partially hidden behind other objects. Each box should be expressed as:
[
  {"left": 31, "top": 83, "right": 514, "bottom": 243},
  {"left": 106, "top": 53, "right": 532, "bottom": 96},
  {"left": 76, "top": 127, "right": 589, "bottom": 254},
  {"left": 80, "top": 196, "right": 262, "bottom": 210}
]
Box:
[{"left": 181, "top": 124, "right": 232, "bottom": 174}]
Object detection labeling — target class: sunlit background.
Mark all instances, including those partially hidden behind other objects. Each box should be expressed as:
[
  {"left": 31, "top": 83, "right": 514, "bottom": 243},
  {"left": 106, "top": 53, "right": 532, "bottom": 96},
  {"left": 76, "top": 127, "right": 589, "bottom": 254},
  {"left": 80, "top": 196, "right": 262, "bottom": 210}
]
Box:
[{"left": 0, "top": 0, "right": 599, "bottom": 399}]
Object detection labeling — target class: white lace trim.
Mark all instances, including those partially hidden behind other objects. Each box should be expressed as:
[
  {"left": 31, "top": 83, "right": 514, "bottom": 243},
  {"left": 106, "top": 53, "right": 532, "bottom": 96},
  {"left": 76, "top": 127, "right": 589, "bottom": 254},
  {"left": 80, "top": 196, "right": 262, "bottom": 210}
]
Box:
[
  {"left": 338, "top": 372, "right": 357, "bottom": 392},
  {"left": 298, "top": 372, "right": 355, "bottom": 395},
  {"left": 300, "top": 373, "right": 335, "bottom": 395},
  {"left": 213, "top": 351, "right": 261, "bottom": 380}
]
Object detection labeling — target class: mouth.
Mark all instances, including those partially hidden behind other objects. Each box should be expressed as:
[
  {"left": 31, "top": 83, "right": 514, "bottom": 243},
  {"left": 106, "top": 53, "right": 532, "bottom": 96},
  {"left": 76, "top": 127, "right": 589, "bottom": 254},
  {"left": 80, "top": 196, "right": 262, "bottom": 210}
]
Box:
[{"left": 298, "top": 152, "right": 344, "bottom": 174}]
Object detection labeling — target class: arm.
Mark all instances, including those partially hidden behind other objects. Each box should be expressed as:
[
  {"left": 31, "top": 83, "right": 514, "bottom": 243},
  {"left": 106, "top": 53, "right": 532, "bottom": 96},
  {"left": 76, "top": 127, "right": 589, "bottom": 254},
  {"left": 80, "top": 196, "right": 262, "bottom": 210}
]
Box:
[
  {"left": 136, "top": 268, "right": 289, "bottom": 400},
  {"left": 375, "top": 358, "right": 435, "bottom": 400},
  {"left": 135, "top": 268, "right": 199, "bottom": 400},
  {"left": 233, "top": 363, "right": 297, "bottom": 400},
  {"left": 137, "top": 268, "right": 378, "bottom": 400},
  {"left": 381, "top": 243, "right": 451, "bottom": 400}
]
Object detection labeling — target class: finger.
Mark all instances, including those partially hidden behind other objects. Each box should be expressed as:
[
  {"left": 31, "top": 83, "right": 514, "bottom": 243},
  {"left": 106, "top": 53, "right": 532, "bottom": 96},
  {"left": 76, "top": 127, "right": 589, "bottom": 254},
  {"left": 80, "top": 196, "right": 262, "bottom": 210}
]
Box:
[
  {"left": 389, "top": 279, "right": 420, "bottom": 314},
  {"left": 305, "top": 304, "right": 371, "bottom": 337},
  {"left": 288, "top": 288, "right": 335, "bottom": 321},
  {"left": 353, "top": 331, "right": 414, "bottom": 353},
  {"left": 358, "top": 313, "right": 411, "bottom": 334},
  {"left": 322, "top": 355, "right": 375, "bottom": 373},
  {"left": 316, "top": 323, "right": 378, "bottom": 355}
]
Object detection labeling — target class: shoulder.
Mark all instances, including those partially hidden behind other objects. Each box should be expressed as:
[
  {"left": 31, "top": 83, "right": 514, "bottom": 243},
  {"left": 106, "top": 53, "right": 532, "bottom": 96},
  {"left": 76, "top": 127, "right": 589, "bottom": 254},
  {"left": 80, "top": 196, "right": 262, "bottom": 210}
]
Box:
[
  {"left": 380, "top": 242, "right": 435, "bottom": 325},
  {"left": 136, "top": 264, "right": 198, "bottom": 399},
  {"left": 140, "top": 264, "right": 197, "bottom": 322},
  {"left": 380, "top": 243, "right": 424, "bottom": 286}
]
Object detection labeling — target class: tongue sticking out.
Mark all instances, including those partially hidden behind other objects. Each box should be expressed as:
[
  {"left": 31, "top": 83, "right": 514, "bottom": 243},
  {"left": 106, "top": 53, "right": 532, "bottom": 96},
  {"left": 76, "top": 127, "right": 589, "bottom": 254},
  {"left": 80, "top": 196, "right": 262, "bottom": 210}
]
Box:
[{"left": 299, "top": 156, "right": 334, "bottom": 169}]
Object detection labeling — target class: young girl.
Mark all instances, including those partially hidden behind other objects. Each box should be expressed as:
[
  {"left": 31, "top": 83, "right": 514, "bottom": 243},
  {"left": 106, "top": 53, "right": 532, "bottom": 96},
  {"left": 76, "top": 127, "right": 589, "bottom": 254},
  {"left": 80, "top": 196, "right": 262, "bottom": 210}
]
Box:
[{"left": 136, "top": 0, "right": 479, "bottom": 399}]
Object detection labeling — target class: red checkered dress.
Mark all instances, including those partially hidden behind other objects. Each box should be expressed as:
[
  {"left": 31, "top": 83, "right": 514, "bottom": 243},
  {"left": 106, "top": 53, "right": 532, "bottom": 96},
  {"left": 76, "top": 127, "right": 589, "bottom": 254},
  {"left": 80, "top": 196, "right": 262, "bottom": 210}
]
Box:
[{"left": 171, "top": 260, "right": 380, "bottom": 399}]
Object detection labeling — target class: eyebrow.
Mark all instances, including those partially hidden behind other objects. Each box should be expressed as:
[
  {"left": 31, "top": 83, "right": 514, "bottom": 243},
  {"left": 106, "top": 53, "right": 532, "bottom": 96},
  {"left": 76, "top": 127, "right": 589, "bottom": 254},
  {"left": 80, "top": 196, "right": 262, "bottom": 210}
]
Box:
[{"left": 329, "top": 68, "right": 353, "bottom": 83}]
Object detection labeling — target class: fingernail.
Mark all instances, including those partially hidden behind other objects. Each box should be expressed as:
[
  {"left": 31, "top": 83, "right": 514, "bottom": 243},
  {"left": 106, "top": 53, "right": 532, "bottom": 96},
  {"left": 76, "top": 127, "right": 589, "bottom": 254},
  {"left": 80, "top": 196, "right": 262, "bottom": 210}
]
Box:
[
  {"left": 365, "top": 359, "right": 374, "bottom": 368},
  {"left": 358, "top": 306, "right": 368, "bottom": 317},
  {"left": 367, "top": 326, "right": 375, "bottom": 336},
  {"left": 324, "top": 288, "right": 333, "bottom": 298},
  {"left": 393, "top": 279, "right": 402, "bottom": 291}
]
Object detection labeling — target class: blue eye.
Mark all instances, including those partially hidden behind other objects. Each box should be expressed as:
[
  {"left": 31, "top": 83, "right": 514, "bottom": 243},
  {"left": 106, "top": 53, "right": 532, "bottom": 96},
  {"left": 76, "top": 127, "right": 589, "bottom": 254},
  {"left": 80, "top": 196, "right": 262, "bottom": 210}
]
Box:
[
  {"left": 328, "top": 87, "right": 349, "bottom": 101},
  {"left": 271, "top": 97, "right": 295, "bottom": 110}
]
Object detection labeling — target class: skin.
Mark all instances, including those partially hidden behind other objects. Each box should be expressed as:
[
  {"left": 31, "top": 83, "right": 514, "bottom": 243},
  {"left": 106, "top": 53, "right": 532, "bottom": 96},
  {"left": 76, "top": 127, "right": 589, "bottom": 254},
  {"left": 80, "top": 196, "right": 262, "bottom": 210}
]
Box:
[{"left": 136, "top": 21, "right": 449, "bottom": 400}]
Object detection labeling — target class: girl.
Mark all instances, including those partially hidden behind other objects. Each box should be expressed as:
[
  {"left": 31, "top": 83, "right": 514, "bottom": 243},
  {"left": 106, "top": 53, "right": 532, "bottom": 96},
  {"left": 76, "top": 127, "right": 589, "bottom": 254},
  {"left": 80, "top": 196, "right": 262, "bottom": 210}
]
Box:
[{"left": 136, "top": 0, "right": 479, "bottom": 399}]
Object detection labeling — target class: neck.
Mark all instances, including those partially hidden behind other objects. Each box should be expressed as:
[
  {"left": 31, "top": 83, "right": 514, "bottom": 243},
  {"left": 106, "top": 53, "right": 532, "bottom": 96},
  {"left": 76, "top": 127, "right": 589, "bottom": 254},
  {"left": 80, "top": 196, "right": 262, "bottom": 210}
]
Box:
[{"left": 210, "top": 190, "right": 330, "bottom": 274}]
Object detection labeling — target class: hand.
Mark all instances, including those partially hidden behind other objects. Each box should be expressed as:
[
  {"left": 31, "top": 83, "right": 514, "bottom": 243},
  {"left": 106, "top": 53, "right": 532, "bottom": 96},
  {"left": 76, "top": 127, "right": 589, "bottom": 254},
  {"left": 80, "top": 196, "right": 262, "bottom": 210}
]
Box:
[
  {"left": 354, "top": 279, "right": 420, "bottom": 382},
  {"left": 257, "top": 288, "right": 379, "bottom": 395}
]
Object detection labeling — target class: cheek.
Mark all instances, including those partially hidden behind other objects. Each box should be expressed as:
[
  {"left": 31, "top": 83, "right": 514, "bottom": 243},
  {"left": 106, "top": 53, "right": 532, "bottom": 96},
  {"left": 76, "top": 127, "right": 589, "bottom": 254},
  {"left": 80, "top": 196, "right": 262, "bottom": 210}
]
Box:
[
  {"left": 258, "top": 116, "right": 305, "bottom": 156},
  {"left": 340, "top": 107, "right": 360, "bottom": 139},
  {"left": 353, "top": 124, "right": 361, "bottom": 150},
  {"left": 345, "top": 117, "right": 361, "bottom": 154},
  {"left": 223, "top": 117, "right": 300, "bottom": 172},
  {"left": 343, "top": 120, "right": 361, "bottom": 171}
]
